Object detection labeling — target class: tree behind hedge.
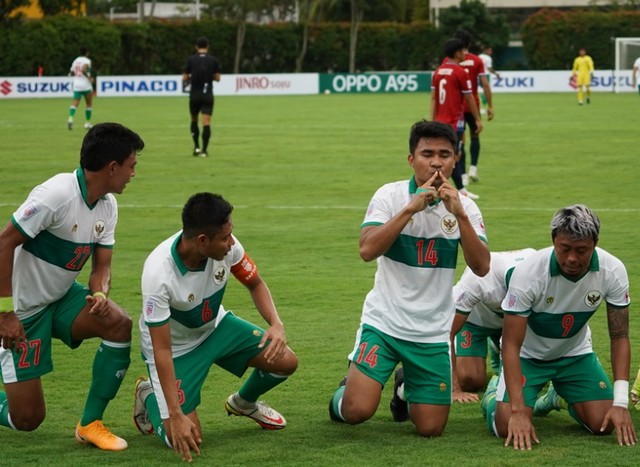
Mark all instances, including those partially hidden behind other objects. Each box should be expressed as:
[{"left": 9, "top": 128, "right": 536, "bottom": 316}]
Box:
[{"left": 522, "top": 9, "right": 640, "bottom": 69}]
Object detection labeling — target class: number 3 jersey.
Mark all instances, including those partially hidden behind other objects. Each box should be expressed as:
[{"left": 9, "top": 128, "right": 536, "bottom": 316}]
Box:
[
  {"left": 360, "top": 178, "right": 487, "bottom": 343},
  {"left": 139, "top": 232, "right": 251, "bottom": 361},
  {"left": 10, "top": 169, "right": 117, "bottom": 320},
  {"left": 501, "top": 246, "right": 630, "bottom": 360}
]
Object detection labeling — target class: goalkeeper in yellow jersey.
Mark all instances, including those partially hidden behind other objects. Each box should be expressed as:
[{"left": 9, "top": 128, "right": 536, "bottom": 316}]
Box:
[{"left": 572, "top": 48, "right": 594, "bottom": 105}]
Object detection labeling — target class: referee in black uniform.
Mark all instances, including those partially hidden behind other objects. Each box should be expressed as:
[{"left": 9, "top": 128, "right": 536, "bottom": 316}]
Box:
[{"left": 183, "top": 37, "right": 222, "bottom": 157}]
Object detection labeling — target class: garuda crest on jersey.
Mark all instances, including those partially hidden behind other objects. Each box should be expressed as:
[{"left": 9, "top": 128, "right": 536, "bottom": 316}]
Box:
[{"left": 584, "top": 290, "right": 603, "bottom": 308}]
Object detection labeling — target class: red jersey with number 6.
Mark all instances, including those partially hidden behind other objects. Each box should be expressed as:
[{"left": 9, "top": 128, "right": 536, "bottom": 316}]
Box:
[{"left": 431, "top": 61, "right": 473, "bottom": 130}]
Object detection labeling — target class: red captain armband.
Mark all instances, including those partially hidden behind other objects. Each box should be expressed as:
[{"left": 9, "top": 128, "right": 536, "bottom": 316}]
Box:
[{"left": 231, "top": 253, "right": 258, "bottom": 285}]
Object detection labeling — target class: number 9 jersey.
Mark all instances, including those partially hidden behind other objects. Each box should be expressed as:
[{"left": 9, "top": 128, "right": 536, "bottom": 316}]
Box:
[{"left": 501, "top": 246, "right": 630, "bottom": 360}]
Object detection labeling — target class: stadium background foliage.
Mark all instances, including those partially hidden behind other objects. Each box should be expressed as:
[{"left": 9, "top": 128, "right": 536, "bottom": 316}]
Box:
[{"left": 1, "top": 9, "right": 640, "bottom": 77}]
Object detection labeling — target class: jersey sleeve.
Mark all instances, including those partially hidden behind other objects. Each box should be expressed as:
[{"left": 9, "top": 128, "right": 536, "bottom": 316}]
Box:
[
  {"left": 141, "top": 256, "right": 172, "bottom": 326},
  {"left": 605, "top": 255, "right": 630, "bottom": 308},
  {"left": 457, "top": 68, "right": 473, "bottom": 94},
  {"left": 501, "top": 264, "right": 536, "bottom": 317},
  {"left": 361, "top": 184, "right": 393, "bottom": 227},
  {"left": 453, "top": 268, "right": 482, "bottom": 314},
  {"left": 11, "top": 179, "right": 69, "bottom": 240},
  {"left": 96, "top": 194, "right": 117, "bottom": 248}
]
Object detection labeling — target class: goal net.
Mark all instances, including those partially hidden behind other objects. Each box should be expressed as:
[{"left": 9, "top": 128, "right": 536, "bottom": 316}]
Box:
[{"left": 614, "top": 37, "right": 640, "bottom": 93}]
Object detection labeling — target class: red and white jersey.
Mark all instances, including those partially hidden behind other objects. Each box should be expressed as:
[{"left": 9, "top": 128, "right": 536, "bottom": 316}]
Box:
[{"left": 431, "top": 61, "right": 473, "bottom": 129}]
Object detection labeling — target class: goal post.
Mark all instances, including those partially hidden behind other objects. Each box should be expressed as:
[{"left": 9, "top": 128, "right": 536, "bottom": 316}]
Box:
[{"left": 614, "top": 37, "right": 640, "bottom": 93}]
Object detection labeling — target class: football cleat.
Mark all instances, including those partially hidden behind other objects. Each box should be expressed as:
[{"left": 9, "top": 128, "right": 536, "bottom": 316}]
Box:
[
  {"left": 461, "top": 174, "right": 470, "bottom": 187},
  {"left": 481, "top": 375, "right": 499, "bottom": 419},
  {"left": 193, "top": 148, "right": 202, "bottom": 157},
  {"left": 469, "top": 165, "right": 479, "bottom": 182},
  {"left": 459, "top": 188, "right": 480, "bottom": 200},
  {"left": 75, "top": 420, "right": 128, "bottom": 451},
  {"left": 67, "top": 118, "right": 73, "bottom": 131},
  {"left": 225, "top": 393, "right": 286, "bottom": 430},
  {"left": 199, "top": 151, "right": 208, "bottom": 158},
  {"left": 133, "top": 376, "right": 154, "bottom": 435},
  {"left": 389, "top": 366, "right": 409, "bottom": 422},
  {"left": 84, "top": 122, "right": 93, "bottom": 129},
  {"left": 533, "top": 383, "right": 561, "bottom": 416}
]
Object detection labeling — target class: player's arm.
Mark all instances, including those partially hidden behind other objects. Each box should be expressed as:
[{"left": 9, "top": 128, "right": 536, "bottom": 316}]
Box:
[
  {"left": 213, "top": 72, "right": 221, "bottom": 82},
  {"left": 502, "top": 312, "right": 539, "bottom": 449},
  {"left": 149, "top": 322, "right": 201, "bottom": 461},
  {"left": 602, "top": 304, "right": 637, "bottom": 446},
  {"left": 233, "top": 257, "right": 288, "bottom": 364},
  {"left": 463, "top": 93, "right": 483, "bottom": 134},
  {"left": 0, "top": 221, "right": 28, "bottom": 349},
  {"left": 359, "top": 173, "right": 439, "bottom": 262},
  {"left": 85, "top": 246, "right": 113, "bottom": 318},
  {"left": 479, "top": 75, "right": 494, "bottom": 121},
  {"left": 429, "top": 89, "right": 437, "bottom": 121}
]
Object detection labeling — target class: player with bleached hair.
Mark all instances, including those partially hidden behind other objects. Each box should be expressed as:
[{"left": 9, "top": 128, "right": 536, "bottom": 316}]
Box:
[{"left": 482, "top": 204, "right": 636, "bottom": 449}]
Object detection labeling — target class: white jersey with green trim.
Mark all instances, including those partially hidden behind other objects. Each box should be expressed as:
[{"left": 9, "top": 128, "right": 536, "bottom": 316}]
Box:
[
  {"left": 360, "top": 178, "right": 487, "bottom": 343},
  {"left": 454, "top": 248, "right": 536, "bottom": 329},
  {"left": 10, "top": 169, "right": 117, "bottom": 319},
  {"left": 139, "top": 231, "right": 244, "bottom": 360},
  {"left": 501, "top": 246, "right": 630, "bottom": 360},
  {"left": 70, "top": 55, "right": 92, "bottom": 91}
]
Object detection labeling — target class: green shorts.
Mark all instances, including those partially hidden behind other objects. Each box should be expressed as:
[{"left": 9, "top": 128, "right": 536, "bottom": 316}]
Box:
[
  {"left": 455, "top": 322, "right": 502, "bottom": 358},
  {"left": 1, "top": 282, "right": 88, "bottom": 383},
  {"left": 73, "top": 89, "right": 92, "bottom": 99},
  {"left": 498, "top": 352, "right": 612, "bottom": 407},
  {"left": 149, "top": 312, "right": 271, "bottom": 418},
  {"left": 349, "top": 324, "right": 451, "bottom": 405}
]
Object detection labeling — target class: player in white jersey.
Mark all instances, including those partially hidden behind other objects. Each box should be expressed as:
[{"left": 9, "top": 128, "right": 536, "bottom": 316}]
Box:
[
  {"left": 67, "top": 47, "right": 94, "bottom": 130},
  {"left": 451, "top": 248, "right": 536, "bottom": 400},
  {"left": 328, "top": 120, "right": 489, "bottom": 437},
  {"left": 0, "top": 123, "right": 144, "bottom": 451},
  {"left": 133, "top": 193, "right": 298, "bottom": 462},
  {"left": 478, "top": 46, "right": 499, "bottom": 115},
  {"left": 481, "top": 205, "right": 636, "bottom": 449},
  {"left": 632, "top": 56, "right": 640, "bottom": 95}
]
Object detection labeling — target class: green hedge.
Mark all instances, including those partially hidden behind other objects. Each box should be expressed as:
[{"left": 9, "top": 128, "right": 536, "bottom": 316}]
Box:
[
  {"left": 522, "top": 9, "right": 640, "bottom": 70},
  {"left": 0, "top": 16, "right": 443, "bottom": 76}
]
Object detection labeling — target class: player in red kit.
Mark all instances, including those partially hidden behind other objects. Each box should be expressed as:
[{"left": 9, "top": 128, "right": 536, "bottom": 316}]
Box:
[{"left": 431, "top": 38, "right": 483, "bottom": 200}]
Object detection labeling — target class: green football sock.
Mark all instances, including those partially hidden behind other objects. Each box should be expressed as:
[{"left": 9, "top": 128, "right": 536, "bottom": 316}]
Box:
[
  {"left": 85, "top": 108, "right": 92, "bottom": 121},
  {"left": 142, "top": 392, "right": 171, "bottom": 447},
  {"left": 69, "top": 106, "right": 76, "bottom": 117},
  {"left": 330, "top": 385, "right": 346, "bottom": 422},
  {"left": 80, "top": 341, "right": 131, "bottom": 426},
  {"left": 0, "top": 391, "right": 15, "bottom": 429},
  {"left": 238, "top": 369, "right": 287, "bottom": 403}
]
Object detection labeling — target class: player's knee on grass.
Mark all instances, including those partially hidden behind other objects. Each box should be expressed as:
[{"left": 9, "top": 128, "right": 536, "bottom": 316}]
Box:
[
  {"left": 10, "top": 407, "right": 45, "bottom": 431},
  {"left": 340, "top": 394, "right": 376, "bottom": 425}
]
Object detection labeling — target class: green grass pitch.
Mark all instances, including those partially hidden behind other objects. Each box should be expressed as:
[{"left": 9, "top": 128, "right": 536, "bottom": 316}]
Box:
[{"left": 0, "top": 91, "right": 639, "bottom": 466}]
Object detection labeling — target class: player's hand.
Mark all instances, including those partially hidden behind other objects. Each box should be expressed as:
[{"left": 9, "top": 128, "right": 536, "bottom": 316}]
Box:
[
  {"left": 85, "top": 293, "right": 110, "bottom": 318},
  {"left": 452, "top": 389, "right": 479, "bottom": 403},
  {"left": 259, "top": 321, "right": 288, "bottom": 364},
  {"left": 434, "top": 171, "right": 464, "bottom": 216},
  {"left": 169, "top": 413, "right": 201, "bottom": 462},
  {"left": 601, "top": 406, "right": 637, "bottom": 446},
  {"left": 487, "top": 108, "right": 494, "bottom": 121},
  {"left": 505, "top": 411, "right": 539, "bottom": 450},
  {"left": 0, "top": 312, "right": 27, "bottom": 350},
  {"left": 475, "top": 119, "right": 484, "bottom": 134},
  {"left": 411, "top": 172, "right": 440, "bottom": 212}
]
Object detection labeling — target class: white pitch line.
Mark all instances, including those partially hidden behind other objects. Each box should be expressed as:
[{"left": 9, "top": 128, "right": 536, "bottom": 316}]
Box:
[{"left": 1, "top": 203, "right": 639, "bottom": 213}]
